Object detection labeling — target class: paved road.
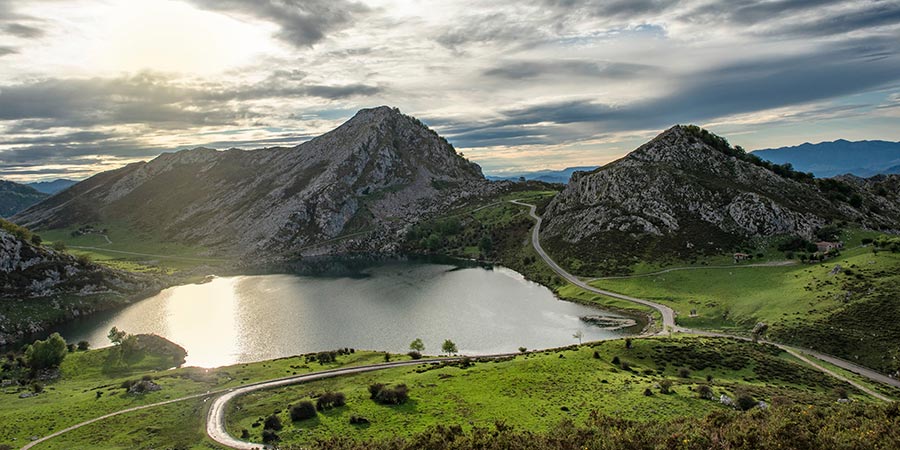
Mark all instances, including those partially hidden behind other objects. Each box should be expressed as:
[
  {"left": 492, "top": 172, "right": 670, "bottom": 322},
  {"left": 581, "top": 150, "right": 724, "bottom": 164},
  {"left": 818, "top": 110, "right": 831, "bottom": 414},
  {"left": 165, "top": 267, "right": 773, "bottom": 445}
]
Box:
[
  {"left": 207, "top": 356, "right": 502, "bottom": 449},
  {"left": 509, "top": 200, "right": 678, "bottom": 333},
  {"left": 509, "top": 199, "right": 900, "bottom": 394}
]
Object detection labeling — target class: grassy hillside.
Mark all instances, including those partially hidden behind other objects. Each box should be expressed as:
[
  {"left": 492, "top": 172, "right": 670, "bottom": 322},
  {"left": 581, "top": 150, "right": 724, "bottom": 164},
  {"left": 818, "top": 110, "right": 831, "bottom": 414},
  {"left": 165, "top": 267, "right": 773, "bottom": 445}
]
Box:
[
  {"left": 595, "top": 242, "right": 900, "bottom": 374},
  {"left": 224, "top": 337, "right": 884, "bottom": 447},
  {"left": 0, "top": 340, "right": 406, "bottom": 449}
]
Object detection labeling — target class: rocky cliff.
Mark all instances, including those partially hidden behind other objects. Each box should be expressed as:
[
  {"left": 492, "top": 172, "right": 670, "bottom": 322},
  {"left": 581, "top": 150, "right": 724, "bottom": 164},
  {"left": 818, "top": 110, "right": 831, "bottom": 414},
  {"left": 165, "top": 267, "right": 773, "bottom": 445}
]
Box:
[
  {"left": 14, "top": 107, "right": 491, "bottom": 258},
  {"left": 541, "top": 125, "right": 900, "bottom": 274},
  {"left": 0, "top": 220, "right": 159, "bottom": 345}
]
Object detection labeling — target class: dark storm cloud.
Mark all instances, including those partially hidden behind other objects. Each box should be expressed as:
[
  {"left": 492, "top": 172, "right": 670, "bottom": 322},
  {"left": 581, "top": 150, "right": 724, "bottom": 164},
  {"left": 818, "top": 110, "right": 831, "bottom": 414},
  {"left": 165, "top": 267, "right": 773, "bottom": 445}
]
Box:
[
  {"left": 185, "top": 0, "right": 369, "bottom": 48},
  {"left": 483, "top": 60, "right": 655, "bottom": 80},
  {"left": 439, "top": 37, "right": 900, "bottom": 147}
]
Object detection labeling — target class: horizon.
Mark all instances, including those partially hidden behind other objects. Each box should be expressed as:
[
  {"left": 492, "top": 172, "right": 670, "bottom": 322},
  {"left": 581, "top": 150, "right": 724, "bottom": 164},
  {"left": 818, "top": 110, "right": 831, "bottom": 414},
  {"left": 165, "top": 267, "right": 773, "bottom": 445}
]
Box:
[{"left": 2, "top": 0, "right": 900, "bottom": 182}]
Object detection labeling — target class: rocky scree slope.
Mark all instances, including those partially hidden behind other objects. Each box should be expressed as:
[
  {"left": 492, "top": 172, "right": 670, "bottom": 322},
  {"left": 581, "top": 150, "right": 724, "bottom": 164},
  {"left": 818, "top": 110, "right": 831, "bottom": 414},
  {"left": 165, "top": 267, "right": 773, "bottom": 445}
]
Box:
[
  {"left": 0, "top": 221, "right": 158, "bottom": 345},
  {"left": 14, "top": 107, "right": 491, "bottom": 258},
  {"left": 541, "top": 125, "right": 900, "bottom": 273}
]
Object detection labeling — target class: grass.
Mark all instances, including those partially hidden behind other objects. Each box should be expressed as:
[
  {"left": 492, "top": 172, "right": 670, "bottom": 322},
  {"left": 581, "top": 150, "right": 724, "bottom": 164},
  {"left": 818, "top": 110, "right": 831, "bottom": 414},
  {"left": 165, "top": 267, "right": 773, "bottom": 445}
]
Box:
[
  {"left": 0, "top": 344, "right": 412, "bottom": 448},
  {"left": 592, "top": 245, "right": 900, "bottom": 333},
  {"left": 37, "top": 222, "right": 224, "bottom": 273},
  {"left": 224, "top": 337, "right": 865, "bottom": 447}
]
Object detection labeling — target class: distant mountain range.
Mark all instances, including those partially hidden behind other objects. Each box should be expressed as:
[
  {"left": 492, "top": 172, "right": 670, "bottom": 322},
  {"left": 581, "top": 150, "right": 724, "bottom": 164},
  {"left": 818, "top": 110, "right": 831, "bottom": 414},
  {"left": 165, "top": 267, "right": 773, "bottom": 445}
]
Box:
[
  {"left": 27, "top": 178, "right": 78, "bottom": 194},
  {"left": 486, "top": 166, "right": 598, "bottom": 184},
  {"left": 0, "top": 180, "right": 49, "bottom": 217},
  {"left": 14, "top": 107, "right": 492, "bottom": 257},
  {"left": 753, "top": 139, "right": 900, "bottom": 178}
]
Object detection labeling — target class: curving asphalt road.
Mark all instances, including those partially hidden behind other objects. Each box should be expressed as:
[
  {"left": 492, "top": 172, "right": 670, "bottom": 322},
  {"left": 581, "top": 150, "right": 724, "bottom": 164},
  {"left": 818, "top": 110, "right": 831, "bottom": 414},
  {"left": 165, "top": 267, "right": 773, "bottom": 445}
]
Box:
[
  {"left": 207, "top": 355, "right": 516, "bottom": 449},
  {"left": 509, "top": 199, "right": 900, "bottom": 396},
  {"left": 509, "top": 200, "right": 679, "bottom": 333}
]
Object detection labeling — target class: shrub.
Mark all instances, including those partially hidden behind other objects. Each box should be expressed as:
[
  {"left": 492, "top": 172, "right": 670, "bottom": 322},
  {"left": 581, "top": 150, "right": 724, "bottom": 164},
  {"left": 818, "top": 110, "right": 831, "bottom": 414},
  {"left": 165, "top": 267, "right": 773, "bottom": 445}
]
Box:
[
  {"left": 350, "top": 415, "right": 370, "bottom": 425},
  {"left": 31, "top": 382, "right": 43, "bottom": 393},
  {"left": 643, "top": 388, "right": 653, "bottom": 396},
  {"left": 25, "top": 333, "right": 68, "bottom": 370},
  {"left": 77, "top": 341, "right": 90, "bottom": 351},
  {"left": 240, "top": 429, "right": 249, "bottom": 439},
  {"left": 697, "top": 385, "right": 713, "bottom": 399},
  {"left": 316, "top": 392, "right": 346, "bottom": 411},
  {"left": 625, "top": 338, "right": 633, "bottom": 349},
  {"left": 736, "top": 394, "right": 757, "bottom": 411},
  {"left": 519, "top": 347, "right": 528, "bottom": 353},
  {"left": 678, "top": 367, "right": 691, "bottom": 378},
  {"left": 611, "top": 356, "right": 620, "bottom": 365},
  {"left": 261, "top": 429, "right": 279, "bottom": 443},
  {"left": 372, "top": 384, "right": 409, "bottom": 405},
  {"left": 369, "top": 383, "right": 385, "bottom": 399},
  {"left": 620, "top": 361, "right": 631, "bottom": 371},
  {"left": 659, "top": 379, "right": 673, "bottom": 394},
  {"left": 290, "top": 401, "right": 317, "bottom": 421},
  {"left": 593, "top": 351, "right": 600, "bottom": 359},
  {"left": 407, "top": 350, "right": 422, "bottom": 360},
  {"left": 264, "top": 414, "right": 283, "bottom": 431}
]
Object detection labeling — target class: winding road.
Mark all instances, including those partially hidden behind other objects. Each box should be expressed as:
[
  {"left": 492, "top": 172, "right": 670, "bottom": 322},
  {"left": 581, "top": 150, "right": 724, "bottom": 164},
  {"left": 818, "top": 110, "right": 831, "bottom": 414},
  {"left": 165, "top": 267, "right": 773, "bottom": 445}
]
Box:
[
  {"left": 20, "top": 200, "right": 898, "bottom": 450},
  {"left": 509, "top": 199, "right": 900, "bottom": 399}
]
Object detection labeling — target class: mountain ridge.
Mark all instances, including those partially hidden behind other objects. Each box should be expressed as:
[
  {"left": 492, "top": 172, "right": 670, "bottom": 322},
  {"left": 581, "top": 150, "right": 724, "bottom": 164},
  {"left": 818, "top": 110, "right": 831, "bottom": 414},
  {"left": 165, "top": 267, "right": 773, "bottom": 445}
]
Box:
[
  {"left": 0, "top": 180, "right": 49, "bottom": 218},
  {"left": 540, "top": 125, "right": 900, "bottom": 274},
  {"left": 13, "top": 106, "right": 493, "bottom": 258},
  {"left": 753, "top": 139, "right": 900, "bottom": 178}
]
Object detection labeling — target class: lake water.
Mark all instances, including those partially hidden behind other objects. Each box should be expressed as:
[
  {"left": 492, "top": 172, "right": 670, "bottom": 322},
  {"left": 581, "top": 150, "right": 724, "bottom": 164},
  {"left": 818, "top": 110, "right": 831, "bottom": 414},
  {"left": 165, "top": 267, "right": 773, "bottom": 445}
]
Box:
[{"left": 55, "top": 259, "right": 638, "bottom": 367}]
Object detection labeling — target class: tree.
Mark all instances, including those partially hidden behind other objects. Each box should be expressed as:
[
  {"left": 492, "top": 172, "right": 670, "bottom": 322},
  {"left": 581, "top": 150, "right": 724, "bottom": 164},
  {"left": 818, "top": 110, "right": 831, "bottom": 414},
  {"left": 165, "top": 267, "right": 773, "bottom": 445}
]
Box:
[
  {"left": 478, "top": 235, "right": 493, "bottom": 254},
  {"left": 659, "top": 379, "right": 673, "bottom": 394},
  {"left": 573, "top": 330, "right": 583, "bottom": 344},
  {"left": 409, "top": 338, "right": 425, "bottom": 353},
  {"left": 77, "top": 340, "right": 90, "bottom": 351},
  {"left": 291, "top": 401, "right": 317, "bottom": 420},
  {"left": 108, "top": 327, "right": 127, "bottom": 345},
  {"left": 442, "top": 339, "right": 458, "bottom": 355},
  {"left": 25, "top": 333, "right": 68, "bottom": 370},
  {"left": 625, "top": 338, "right": 633, "bottom": 349}
]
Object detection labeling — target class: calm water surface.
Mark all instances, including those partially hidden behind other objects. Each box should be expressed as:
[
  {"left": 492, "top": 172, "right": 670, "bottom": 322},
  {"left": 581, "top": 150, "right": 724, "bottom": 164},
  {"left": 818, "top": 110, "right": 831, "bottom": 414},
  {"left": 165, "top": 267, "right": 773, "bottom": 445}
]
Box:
[{"left": 55, "top": 259, "right": 636, "bottom": 367}]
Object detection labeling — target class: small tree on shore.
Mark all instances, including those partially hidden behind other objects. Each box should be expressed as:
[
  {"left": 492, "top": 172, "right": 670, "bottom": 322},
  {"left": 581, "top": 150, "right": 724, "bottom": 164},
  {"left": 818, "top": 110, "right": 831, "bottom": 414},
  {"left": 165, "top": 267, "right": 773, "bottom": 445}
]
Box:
[
  {"left": 409, "top": 338, "right": 425, "bottom": 353},
  {"left": 25, "top": 333, "right": 68, "bottom": 370},
  {"left": 442, "top": 339, "right": 458, "bottom": 355},
  {"left": 573, "top": 330, "right": 583, "bottom": 345}
]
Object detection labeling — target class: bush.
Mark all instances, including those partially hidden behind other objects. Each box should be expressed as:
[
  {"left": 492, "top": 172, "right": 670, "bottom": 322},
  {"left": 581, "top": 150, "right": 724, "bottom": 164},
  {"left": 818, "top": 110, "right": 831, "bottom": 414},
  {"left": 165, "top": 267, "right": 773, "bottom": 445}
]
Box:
[
  {"left": 643, "top": 388, "right": 653, "bottom": 396},
  {"left": 372, "top": 384, "right": 409, "bottom": 405},
  {"left": 349, "top": 415, "right": 370, "bottom": 425},
  {"left": 240, "top": 429, "right": 249, "bottom": 439},
  {"left": 519, "top": 347, "right": 528, "bottom": 353},
  {"left": 407, "top": 351, "right": 422, "bottom": 360},
  {"left": 678, "top": 367, "right": 691, "bottom": 378},
  {"left": 77, "top": 341, "right": 90, "bottom": 351},
  {"left": 31, "top": 382, "right": 43, "bottom": 393},
  {"left": 697, "top": 385, "right": 713, "bottom": 399},
  {"left": 25, "top": 333, "right": 68, "bottom": 370},
  {"left": 736, "top": 394, "right": 757, "bottom": 411},
  {"left": 611, "top": 356, "right": 620, "bottom": 365},
  {"left": 625, "top": 338, "right": 633, "bottom": 349},
  {"left": 369, "top": 383, "right": 385, "bottom": 399},
  {"left": 290, "top": 401, "right": 317, "bottom": 421},
  {"left": 659, "top": 379, "right": 673, "bottom": 394},
  {"left": 317, "top": 392, "right": 346, "bottom": 411},
  {"left": 261, "top": 429, "right": 279, "bottom": 443},
  {"left": 264, "top": 414, "right": 283, "bottom": 431},
  {"left": 592, "top": 351, "right": 600, "bottom": 359}
]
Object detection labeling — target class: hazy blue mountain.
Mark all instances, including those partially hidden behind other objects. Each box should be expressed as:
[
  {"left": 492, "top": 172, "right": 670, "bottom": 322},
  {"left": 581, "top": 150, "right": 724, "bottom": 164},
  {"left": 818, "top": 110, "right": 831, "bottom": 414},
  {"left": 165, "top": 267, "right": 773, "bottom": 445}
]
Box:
[
  {"left": 486, "top": 166, "right": 599, "bottom": 184},
  {"left": 26, "top": 178, "right": 78, "bottom": 194},
  {"left": 752, "top": 139, "right": 900, "bottom": 178},
  {"left": 0, "top": 180, "right": 49, "bottom": 217}
]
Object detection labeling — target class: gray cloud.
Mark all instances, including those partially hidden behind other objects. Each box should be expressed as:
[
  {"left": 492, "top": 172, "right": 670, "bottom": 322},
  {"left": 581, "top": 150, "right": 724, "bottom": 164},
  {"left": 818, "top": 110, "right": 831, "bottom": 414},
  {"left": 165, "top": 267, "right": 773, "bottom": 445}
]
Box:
[
  {"left": 185, "top": 0, "right": 369, "bottom": 48},
  {"left": 436, "top": 13, "right": 542, "bottom": 50},
  {"left": 484, "top": 60, "right": 656, "bottom": 80},
  {"left": 0, "top": 46, "right": 16, "bottom": 56},
  {"left": 439, "top": 36, "right": 900, "bottom": 147},
  {"left": 3, "top": 22, "right": 43, "bottom": 38},
  {"left": 541, "top": 0, "right": 679, "bottom": 18}
]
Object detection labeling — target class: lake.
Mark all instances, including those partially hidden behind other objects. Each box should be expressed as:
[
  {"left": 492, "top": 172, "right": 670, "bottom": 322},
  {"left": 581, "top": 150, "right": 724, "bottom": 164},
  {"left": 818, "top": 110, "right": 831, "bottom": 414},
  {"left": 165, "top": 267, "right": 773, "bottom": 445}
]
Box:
[{"left": 55, "top": 258, "right": 638, "bottom": 367}]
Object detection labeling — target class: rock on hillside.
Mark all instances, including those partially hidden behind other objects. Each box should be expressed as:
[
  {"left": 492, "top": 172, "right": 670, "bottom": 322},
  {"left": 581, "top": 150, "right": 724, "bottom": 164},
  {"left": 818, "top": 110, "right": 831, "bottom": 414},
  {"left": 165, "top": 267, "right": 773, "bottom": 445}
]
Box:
[
  {"left": 541, "top": 125, "right": 900, "bottom": 274},
  {"left": 0, "top": 220, "right": 159, "bottom": 344},
  {"left": 14, "top": 107, "right": 492, "bottom": 258},
  {"left": 0, "top": 180, "right": 49, "bottom": 218}
]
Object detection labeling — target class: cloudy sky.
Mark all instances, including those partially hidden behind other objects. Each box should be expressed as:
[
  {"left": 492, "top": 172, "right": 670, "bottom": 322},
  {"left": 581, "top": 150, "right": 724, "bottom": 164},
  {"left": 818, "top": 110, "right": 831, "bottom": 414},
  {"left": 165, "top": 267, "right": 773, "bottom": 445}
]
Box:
[{"left": 1, "top": 0, "right": 899, "bottom": 181}]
